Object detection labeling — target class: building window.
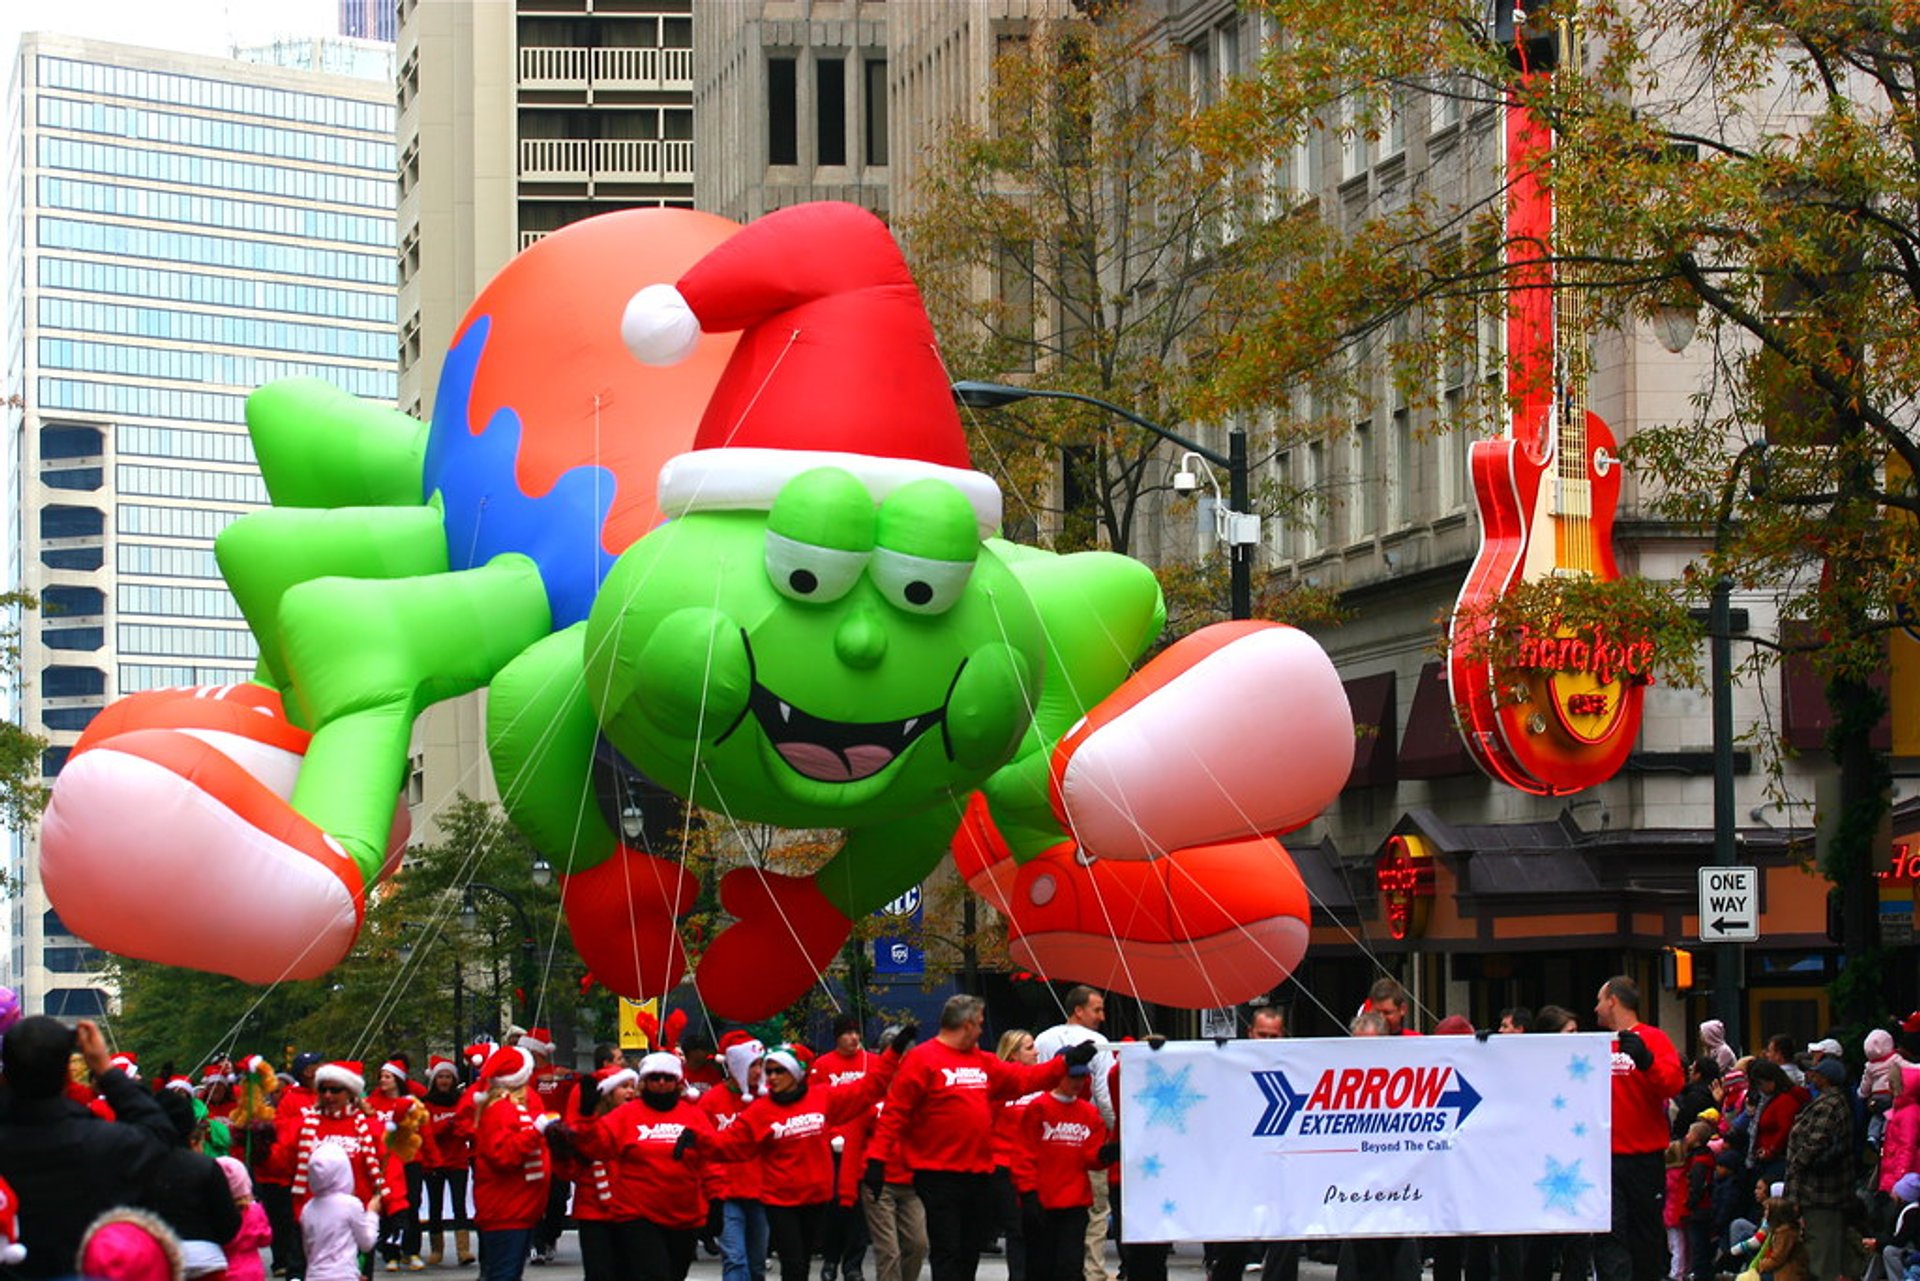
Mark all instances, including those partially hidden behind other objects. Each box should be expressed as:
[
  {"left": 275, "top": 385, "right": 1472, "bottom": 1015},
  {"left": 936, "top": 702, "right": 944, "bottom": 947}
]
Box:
[
  {"left": 1351, "top": 420, "right": 1376, "bottom": 540},
  {"left": 42, "top": 585, "right": 104, "bottom": 617},
  {"left": 43, "top": 547, "right": 104, "bottom": 571},
  {"left": 42, "top": 666, "right": 105, "bottom": 698},
  {"left": 43, "top": 988, "right": 109, "bottom": 1017},
  {"left": 1390, "top": 406, "right": 1415, "bottom": 528},
  {"left": 42, "top": 505, "right": 103, "bottom": 540},
  {"left": 43, "top": 627, "right": 104, "bottom": 652},
  {"left": 817, "top": 55, "right": 846, "bottom": 166},
  {"left": 769, "top": 56, "right": 798, "bottom": 165},
  {"left": 43, "top": 707, "right": 99, "bottom": 733},
  {"left": 40, "top": 423, "right": 102, "bottom": 459},
  {"left": 864, "top": 59, "right": 889, "bottom": 166}
]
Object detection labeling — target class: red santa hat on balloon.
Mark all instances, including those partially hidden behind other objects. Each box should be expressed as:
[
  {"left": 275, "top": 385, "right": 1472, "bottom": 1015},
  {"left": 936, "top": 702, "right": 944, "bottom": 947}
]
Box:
[{"left": 620, "top": 201, "right": 1000, "bottom": 535}]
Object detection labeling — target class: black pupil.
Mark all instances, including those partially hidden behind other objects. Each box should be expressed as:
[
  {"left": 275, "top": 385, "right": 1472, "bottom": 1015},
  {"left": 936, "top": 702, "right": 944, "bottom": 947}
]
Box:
[
  {"left": 789, "top": 569, "right": 818, "bottom": 594},
  {"left": 905, "top": 581, "right": 933, "bottom": 606}
]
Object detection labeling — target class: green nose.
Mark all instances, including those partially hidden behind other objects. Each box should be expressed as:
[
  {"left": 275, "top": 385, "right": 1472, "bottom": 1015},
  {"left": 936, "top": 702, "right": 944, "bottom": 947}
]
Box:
[{"left": 834, "top": 603, "right": 888, "bottom": 670}]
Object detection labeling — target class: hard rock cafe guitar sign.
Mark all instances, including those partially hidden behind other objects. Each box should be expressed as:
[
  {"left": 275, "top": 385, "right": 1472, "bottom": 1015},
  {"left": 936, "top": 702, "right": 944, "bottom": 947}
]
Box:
[{"left": 1447, "top": 12, "right": 1650, "bottom": 796}]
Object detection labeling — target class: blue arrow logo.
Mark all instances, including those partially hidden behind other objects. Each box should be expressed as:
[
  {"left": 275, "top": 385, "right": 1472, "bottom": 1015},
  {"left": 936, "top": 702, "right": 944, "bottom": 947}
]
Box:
[
  {"left": 1438, "top": 1070, "right": 1482, "bottom": 1126},
  {"left": 1251, "top": 1070, "right": 1308, "bottom": 1136}
]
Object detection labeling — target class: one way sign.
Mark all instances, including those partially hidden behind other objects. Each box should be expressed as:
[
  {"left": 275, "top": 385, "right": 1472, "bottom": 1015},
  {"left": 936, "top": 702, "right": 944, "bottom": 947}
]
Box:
[{"left": 1698, "top": 867, "right": 1760, "bottom": 942}]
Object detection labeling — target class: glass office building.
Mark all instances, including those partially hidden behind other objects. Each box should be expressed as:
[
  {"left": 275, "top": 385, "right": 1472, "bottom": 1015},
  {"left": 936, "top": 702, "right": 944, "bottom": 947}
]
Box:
[{"left": 3, "top": 33, "right": 396, "bottom": 1015}]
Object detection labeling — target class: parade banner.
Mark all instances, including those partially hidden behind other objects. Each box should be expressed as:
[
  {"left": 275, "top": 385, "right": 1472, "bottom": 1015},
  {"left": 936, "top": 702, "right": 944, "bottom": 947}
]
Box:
[{"left": 1117, "top": 1033, "right": 1612, "bottom": 1240}]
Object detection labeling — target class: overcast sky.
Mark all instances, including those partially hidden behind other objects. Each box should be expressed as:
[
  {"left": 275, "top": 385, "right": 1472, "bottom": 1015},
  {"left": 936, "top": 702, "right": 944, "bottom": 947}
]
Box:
[{"left": 7, "top": 0, "right": 340, "bottom": 69}]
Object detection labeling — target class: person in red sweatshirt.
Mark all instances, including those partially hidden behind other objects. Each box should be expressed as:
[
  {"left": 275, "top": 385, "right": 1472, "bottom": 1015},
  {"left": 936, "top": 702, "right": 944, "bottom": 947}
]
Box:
[
  {"left": 1019, "top": 1067, "right": 1115, "bottom": 1281},
  {"left": 273, "top": 1061, "right": 408, "bottom": 1220},
  {"left": 818, "top": 1015, "right": 884, "bottom": 1281},
  {"left": 419, "top": 1057, "right": 475, "bottom": 1269},
  {"left": 867, "top": 996, "right": 1092, "bottom": 1281},
  {"left": 557, "top": 1063, "right": 636, "bottom": 1281},
  {"left": 572, "top": 1053, "right": 715, "bottom": 1281},
  {"left": 702, "top": 1036, "right": 769, "bottom": 1281},
  {"left": 707, "top": 1038, "right": 904, "bottom": 1281},
  {"left": 1594, "top": 975, "right": 1685, "bottom": 1281},
  {"left": 472, "top": 1047, "right": 555, "bottom": 1281}
]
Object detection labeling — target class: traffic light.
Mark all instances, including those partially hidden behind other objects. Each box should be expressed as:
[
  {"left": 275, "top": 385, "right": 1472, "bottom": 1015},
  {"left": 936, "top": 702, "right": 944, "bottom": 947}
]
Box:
[{"left": 1662, "top": 945, "right": 1695, "bottom": 991}]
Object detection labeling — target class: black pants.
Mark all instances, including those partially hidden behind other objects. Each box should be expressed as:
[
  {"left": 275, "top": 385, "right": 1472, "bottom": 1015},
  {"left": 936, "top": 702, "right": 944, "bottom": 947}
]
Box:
[
  {"left": 912, "top": 1170, "right": 999, "bottom": 1281},
  {"left": 1521, "top": 1234, "right": 1593, "bottom": 1281},
  {"left": 1118, "top": 1243, "right": 1169, "bottom": 1281},
  {"left": 259, "top": 1180, "right": 305, "bottom": 1277},
  {"left": 1026, "top": 1207, "right": 1087, "bottom": 1281},
  {"left": 817, "top": 1200, "right": 869, "bottom": 1278},
  {"left": 422, "top": 1168, "right": 471, "bottom": 1231},
  {"left": 1594, "top": 1151, "right": 1667, "bottom": 1281},
  {"left": 764, "top": 1203, "right": 830, "bottom": 1281},
  {"left": 1206, "top": 1241, "right": 1299, "bottom": 1281},
  {"left": 989, "top": 1168, "right": 1029, "bottom": 1281},
  {"left": 533, "top": 1172, "right": 570, "bottom": 1252},
  {"left": 613, "top": 1218, "right": 698, "bottom": 1281},
  {"left": 1332, "top": 1239, "right": 1420, "bottom": 1281},
  {"left": 580, "top": 1221, "right": 621, "bottom": 1281},
  {"left": 380, "top": 1165, "right": 427, "bottom": 1260}
]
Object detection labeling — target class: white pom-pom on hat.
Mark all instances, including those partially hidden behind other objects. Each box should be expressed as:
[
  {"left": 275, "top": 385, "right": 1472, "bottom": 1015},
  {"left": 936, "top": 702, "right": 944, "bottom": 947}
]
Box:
[{"left": 622, "top": 283, "right": 701, "bottom": 367}]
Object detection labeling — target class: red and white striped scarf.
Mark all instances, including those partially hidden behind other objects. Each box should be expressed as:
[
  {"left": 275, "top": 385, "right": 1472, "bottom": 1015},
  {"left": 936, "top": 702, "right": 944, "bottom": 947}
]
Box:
[
  {"left": 483, "top": 1095, "right": 549, "bottom": 1184},
  {"left": 290, "top": 1107, "right": 385, "bottom": 1199}
]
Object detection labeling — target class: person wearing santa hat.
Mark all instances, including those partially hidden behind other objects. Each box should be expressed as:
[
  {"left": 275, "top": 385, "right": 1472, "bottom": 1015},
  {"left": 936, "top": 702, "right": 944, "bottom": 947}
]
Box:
[
  {"left": 701, "top": 1033, "right": 769, "bottom": 1281},
  {"left": 582, "top": 1053, "right": 713, "bottom": 1281},
  {"left": 702, "top": 1034, "right": 908, "bottom": 1281},
  {"left": 515, "top": 1030, "right": 573, "bottom": 1268},
  {"left": 419, "top": 1057, "right": 476, "bottom": 1269},
  {"left": 370, "top": 1062, "right": 428, "bottom": 1272},
  {"left": 472, "top": 1047, "right": 553, "bottom": 1281},
  {"left": 551, "top": 1064, "right": 639, "bottom": 1281},
  {"left": 271, "top": 1061, "right": 408, "bottom": 1225}
]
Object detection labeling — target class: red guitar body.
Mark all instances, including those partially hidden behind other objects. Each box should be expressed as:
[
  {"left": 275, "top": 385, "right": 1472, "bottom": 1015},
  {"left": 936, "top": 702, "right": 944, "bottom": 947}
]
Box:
[
  {"left": 1446, "top": 49, "right": 1647, "bottom": 797},
  {"left": 1449, "top": 412, "right": 1644, "bottom": 795}
]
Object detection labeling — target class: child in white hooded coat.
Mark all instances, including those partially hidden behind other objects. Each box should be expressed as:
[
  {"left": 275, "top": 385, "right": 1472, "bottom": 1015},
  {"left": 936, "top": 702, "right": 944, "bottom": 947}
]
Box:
[{"left": 301, "top": 1144, "right": 381, "bottom": 1281}]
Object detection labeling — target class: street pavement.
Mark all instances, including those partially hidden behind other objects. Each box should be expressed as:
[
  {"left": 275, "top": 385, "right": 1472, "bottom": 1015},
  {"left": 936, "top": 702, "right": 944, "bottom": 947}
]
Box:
[{"left": 466, "top": 1236, "right": 1348, "bottom": 1281}]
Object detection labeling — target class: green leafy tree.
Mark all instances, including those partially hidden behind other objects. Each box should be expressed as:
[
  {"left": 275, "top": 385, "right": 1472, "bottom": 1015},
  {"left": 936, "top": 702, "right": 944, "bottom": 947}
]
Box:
[
  {"left": 1, "top": 591, "right": 49, "bottom": 846},
  {"left": 1180, "top": 0, "right": 1918, "bottom": 1025}
]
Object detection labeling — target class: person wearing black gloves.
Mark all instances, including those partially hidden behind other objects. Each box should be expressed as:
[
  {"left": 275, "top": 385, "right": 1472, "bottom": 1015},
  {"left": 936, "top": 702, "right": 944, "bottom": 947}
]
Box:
[
  {"left": 870, "top": 996, "right": 1086, "bottom": 1281},
  {"left": 1594, "top": 977, "right": 1685, "bottom": 1280}
]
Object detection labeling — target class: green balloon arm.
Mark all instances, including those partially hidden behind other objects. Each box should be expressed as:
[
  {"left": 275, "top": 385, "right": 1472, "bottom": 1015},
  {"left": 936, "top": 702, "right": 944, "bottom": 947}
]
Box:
[
  {"left": 245, "top": 379, "right": 428, "bottom": 508},
  {"left": 977, "top": 751, "right": 1067, "bottom": 861},
  {"left": 218, "top": 507, "right": 450, "bottom": 699},
  {"left": 284, "top": 553, "right": 552, "bottom": 884},
  {"left": 488, "top": 623, "right": 619, "bottom": 873},
  {"left": 817, "top": 800, "right": 967, "bottom": 919}
]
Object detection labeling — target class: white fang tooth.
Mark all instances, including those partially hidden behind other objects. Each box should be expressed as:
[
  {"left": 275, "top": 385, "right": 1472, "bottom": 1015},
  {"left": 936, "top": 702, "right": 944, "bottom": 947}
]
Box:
[
  {"left": 901, "top": 717, "right": 917, "bottom": 736},
  {"left": 779, "top": 702, "right": 792, "bottom": 722}
]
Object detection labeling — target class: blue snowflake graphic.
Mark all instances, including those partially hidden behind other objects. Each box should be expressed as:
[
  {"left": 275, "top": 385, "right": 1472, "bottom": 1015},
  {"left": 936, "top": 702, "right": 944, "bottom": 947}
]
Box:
[
  {"left": 1162, "top": 1199, "right": 1179, "bottom": 1217},
  {"left": 1551, "top": 1094, "right": 1567, "bottom": 1111},
  {"left": 1134, "top": 1062, "right": 1207, "bottom": 1133},
  {"left": 1572, "top": 1121, "right": 1588, "bottom": 1138},
  {"left": 1567, "top": 1054, "right": 1595, "bottom": 1082},
  {"left": 1137, "top": 1154, "right": 1164, "bottom": 1179},
  {"left": 1535, "top": 1155, "right": 1593, "bottom": 1214}
]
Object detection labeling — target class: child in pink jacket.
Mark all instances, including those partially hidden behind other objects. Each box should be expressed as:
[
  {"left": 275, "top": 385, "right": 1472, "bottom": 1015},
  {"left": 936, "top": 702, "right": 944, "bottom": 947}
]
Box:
[
  {"left": 217, "top": 1158, "right": 273, "bottom": 1281},
  {"left": 301, "top": 1145, "right": 381, "bottom": 1281}
]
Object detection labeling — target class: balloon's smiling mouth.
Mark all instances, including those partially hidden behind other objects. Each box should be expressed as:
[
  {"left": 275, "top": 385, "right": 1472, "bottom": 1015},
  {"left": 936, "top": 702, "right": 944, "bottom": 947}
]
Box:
[{"left": 714, "top": 633, "right": 960, "bottom": 782}]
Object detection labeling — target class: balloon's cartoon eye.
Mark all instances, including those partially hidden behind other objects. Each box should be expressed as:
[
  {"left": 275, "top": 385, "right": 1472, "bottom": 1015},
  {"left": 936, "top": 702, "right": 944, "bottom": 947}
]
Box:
[
  {"left": 870, "top": 549, "right": 971, "bottom": 616},
  {"left": 766, "top": 532, "right": 868, "bottom": 604}
]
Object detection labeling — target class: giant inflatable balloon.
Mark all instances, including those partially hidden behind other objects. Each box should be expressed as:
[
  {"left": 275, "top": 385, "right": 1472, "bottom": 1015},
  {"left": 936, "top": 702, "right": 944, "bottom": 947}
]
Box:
[{"left": 41, "top": 202, "right": 1354, "bottom": 1019}]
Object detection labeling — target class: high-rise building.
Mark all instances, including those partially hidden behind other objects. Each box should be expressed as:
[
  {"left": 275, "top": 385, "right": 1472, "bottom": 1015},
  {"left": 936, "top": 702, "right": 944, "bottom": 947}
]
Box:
[
  {"left": 341, "top": 0, "right": 399, "bottom": 45},
  {"left": 393, "top": 0, "right": 694, "bottom": 840},
  {"left": 2, "top": 32, "right": 397, "bottom": 1014}
]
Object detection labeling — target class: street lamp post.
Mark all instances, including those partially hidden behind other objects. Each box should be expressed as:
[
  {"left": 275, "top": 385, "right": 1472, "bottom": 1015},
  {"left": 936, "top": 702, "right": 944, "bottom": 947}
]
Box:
[
  {"left": 951, "top": 381, "right": 1257, "bottom": 619},
  {"left": 1709, "top": 440, "right": 1768, "bottom": 1039},
  {"left": 464, "top": 881, "right": 539, "bottom": 1028}
]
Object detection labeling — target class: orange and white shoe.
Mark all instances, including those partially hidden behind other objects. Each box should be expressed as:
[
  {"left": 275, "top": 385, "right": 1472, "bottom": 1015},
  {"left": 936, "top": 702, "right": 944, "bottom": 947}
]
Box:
[
  {"left": 955, "top": 793, "right": 1312, "bottom": 1008},
  {"left": 1050, "top": 621, "right": 1353, "bottom": 861},
  {"left": 40, "top": 684, "right": 406, "bottom": 983}
]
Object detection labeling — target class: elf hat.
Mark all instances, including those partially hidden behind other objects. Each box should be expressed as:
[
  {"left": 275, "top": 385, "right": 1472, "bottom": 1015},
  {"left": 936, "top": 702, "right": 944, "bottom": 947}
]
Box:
[
  {"left": 0, "top": 1174, "right": 24, "bottom": 1265},
  {"left": 427, "top": 1055, "right": 456, "bottom": 1077},
  {"left": 762, "top": 1048, "right": 806, "bottom": 1080},
  {"left": 314, "top": 1061, "right": 366, "bottom": 1097},
  {"left": 620, "top": 201, "right": 1000, "bottom": 536},
  {"left": 380, "top": 1059, "right": 409, "bottom": 1083},
  {"left": 482, "top": 1046, "right": 534, "bottom": 1090},
  {"left": 596, "top": 1064, "right": 639, "bottom": 1096}
]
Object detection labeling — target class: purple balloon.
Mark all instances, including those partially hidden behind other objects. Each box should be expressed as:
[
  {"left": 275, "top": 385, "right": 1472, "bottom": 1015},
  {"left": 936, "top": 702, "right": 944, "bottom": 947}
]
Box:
[{"left": 0, "top": 985, "right": 21, "bottom": 1035}]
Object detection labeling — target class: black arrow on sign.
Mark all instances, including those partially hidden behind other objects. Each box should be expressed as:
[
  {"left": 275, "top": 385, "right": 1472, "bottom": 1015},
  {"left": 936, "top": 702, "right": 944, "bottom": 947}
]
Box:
[{"left": 1711, "top": 917, "right": 1751, "bottom": 933}]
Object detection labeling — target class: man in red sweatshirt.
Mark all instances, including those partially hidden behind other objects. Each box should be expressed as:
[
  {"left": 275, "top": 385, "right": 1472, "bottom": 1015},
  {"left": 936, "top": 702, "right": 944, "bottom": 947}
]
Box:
[
  {"left": 869, "top": 995, "right": 1095, "bottom": 1281},
  {"left": 1594, "top": 975, "right": 1685, "bottom": 1281}
]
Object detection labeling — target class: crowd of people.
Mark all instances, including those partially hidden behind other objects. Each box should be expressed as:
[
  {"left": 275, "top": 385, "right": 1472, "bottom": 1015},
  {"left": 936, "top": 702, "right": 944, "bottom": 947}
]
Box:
[{"left": 3, "top": 979, "right": 1919, "bottom": 1281}]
